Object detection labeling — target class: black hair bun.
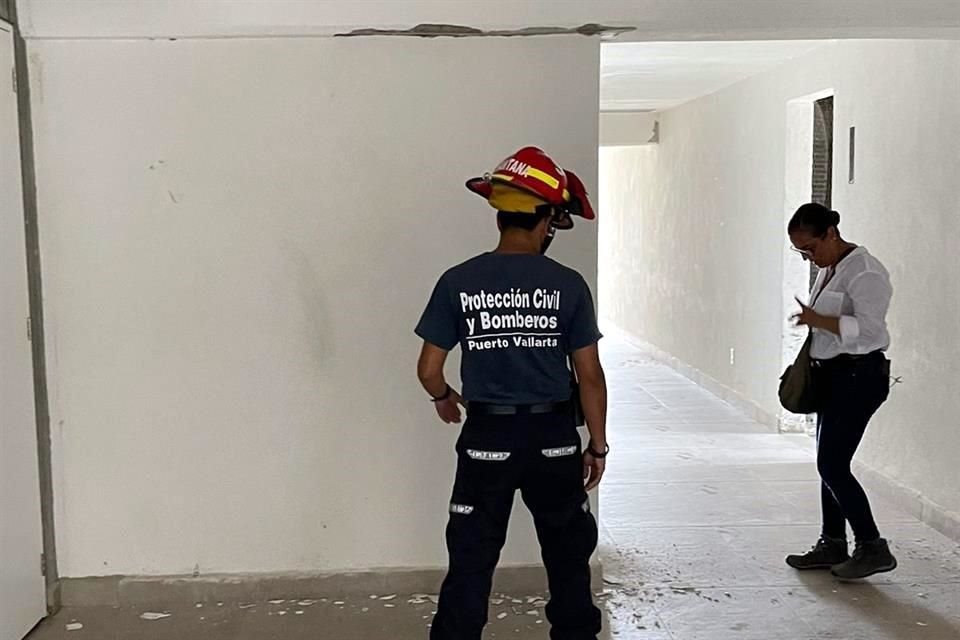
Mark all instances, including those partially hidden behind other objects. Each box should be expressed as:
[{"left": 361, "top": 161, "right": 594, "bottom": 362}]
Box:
[{"left": 829, "top": 210, "right": 841, "bottom": 226}]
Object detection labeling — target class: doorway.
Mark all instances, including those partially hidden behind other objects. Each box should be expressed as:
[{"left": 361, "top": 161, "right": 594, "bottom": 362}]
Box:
[
  {"left": 0, "top": 18, "right": 47, "bottom": 640},
  {"left": 780, "top": 89, "right": 834, "bottom": 433}
]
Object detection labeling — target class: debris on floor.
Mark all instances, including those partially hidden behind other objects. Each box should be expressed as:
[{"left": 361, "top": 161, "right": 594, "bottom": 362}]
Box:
[{"left": 139, "top": 612, "right": 171, "bottom": 621}]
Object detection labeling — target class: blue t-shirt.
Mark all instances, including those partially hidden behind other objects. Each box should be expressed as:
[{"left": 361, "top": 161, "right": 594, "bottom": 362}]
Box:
[{"left": 415, "top": 252, "right": 602, "bottom": 404}]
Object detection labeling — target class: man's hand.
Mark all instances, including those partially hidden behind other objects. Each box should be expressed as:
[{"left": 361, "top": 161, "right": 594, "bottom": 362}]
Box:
[
  {"left": 583, "top": 450, "right": 605, "bottom": 491},
  {"left": 434, "top": 389, "right": 465, "bottom": 424},
  {"left": 418, "top": 341, "right": 465, "bottom": 424}
]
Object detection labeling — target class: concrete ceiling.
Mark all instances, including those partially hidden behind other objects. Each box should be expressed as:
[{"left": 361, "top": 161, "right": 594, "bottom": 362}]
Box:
[
  {"left": 600, "top": 40, "right": 827, "bottom": 112},
  {"left": 16, "top": 0, "right": 960, "bottom": 40}
]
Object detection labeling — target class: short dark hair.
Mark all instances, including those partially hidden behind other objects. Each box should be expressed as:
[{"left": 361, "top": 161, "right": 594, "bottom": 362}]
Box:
[
  {"left": 788, "top": 202, "right": 841, "bottom": 236},
  {"left": 497, "top": 209, "right": 551, "bottom": 231}
]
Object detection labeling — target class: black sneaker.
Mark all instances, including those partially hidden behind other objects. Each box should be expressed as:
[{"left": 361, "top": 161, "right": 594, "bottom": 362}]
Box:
[
  {"left": 786, "top": 536, "right": 849, "bottom": 570},
  {"left": 831, "top": 538, "right": 897, "bottom": 580}
]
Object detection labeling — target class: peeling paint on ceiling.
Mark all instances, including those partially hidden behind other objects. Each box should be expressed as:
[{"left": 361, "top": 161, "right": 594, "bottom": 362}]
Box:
[{"left": 335, "top": 23, "right": 636, "bottom": 39}]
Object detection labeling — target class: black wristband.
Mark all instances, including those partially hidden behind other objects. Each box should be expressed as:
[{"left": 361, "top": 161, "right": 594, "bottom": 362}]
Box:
[
  {"left": 431, "top": 385, "right": 452, "bottom": 403},
  {"left": 587, "top": 443, "right": 610, "bottom": 458}
]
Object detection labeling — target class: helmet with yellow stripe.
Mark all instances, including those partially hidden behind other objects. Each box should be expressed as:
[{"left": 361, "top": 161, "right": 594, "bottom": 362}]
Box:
[{"left": 465, "top": 146, "right": 596, "bottom": 230}]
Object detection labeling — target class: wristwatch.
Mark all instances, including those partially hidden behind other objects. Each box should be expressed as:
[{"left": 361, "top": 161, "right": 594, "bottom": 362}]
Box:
[
  {"left": 586, "top": 442, "right": 610, "bottom": 458},
  {"left": 431, "top": 385, "right": 452, "bottom": 402}
]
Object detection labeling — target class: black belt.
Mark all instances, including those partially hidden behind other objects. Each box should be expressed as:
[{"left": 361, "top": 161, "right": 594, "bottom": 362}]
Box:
[
  {"left": 467, "top": 401, "right": 571, "bottom": 416},
  {"left": 812, "top": 351, "right": 885, "bottom": 367}
]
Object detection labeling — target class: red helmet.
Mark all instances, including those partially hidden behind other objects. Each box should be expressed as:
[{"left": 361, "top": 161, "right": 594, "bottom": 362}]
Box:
[{"left": 466, "top": 146, "right": 595, "bottom": 230}]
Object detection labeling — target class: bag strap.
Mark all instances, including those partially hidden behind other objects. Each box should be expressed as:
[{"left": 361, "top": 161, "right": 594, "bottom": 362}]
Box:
[
  {"left": 805, "top": 266, "right": 841, "bottom": 341},
  {"left": 807, "top": 260, "right": 850, "bottom": 341},
  {"left": 810, "top": 268, "right": 835, "bottom": 308},
  {"left": 809, "top": 245, "right": 857, "bottom": 307}
]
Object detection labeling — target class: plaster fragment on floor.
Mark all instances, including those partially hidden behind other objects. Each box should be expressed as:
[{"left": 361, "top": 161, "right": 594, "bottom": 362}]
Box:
[{"left": 140, "top": 612, "right": 172, "bottom": 621}]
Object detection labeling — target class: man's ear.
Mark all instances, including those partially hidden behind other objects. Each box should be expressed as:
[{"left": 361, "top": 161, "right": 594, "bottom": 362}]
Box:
[{"left": 538, "top": 212, "right": 554, "bottom": 235}]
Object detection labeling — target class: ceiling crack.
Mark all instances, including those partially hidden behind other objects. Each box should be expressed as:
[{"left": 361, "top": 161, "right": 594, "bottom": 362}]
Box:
[{"left": 335, "top": 23, "right": 636, "bottom": 39}]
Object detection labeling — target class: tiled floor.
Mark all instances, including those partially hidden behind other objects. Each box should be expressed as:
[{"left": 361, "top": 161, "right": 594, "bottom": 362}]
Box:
[
  {"left": 598, "top": 338, "right": 960, "bottom": 640},
  {"left": 27, "top": 338, "right": 960, "bottom": 639}
]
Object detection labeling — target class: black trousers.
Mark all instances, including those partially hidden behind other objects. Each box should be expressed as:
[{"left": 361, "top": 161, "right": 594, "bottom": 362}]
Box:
[
  {"left": 430, "top": 411, "right": 601, "bottom": 640},
  {"left": 814, "top": 352, "right": 890, "bottom": 543}
]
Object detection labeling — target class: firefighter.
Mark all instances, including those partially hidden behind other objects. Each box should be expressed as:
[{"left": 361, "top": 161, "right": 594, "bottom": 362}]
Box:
[{"left": 416, "top": 147, "right": 608, "bottom": 639}]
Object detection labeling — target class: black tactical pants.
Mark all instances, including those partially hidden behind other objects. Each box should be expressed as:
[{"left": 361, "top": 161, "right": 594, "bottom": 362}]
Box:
[{"left": 430, "top": 410, "right": 601, "bottom": 640}]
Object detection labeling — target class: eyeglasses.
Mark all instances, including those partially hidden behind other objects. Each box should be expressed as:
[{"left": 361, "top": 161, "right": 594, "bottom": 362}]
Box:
[{"left": 790, "top": 235, "right": 825, "bottom": 260}]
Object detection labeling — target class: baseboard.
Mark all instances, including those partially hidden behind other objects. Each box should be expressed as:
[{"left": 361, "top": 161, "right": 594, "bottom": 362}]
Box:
[
  {"left": 60, "top": 562, "right": 604, "bottom": 608},
  {"left": 854, "top": 461, "right": 960, "bottom": 543},
  {"left": 609, "top": 327, "right": 780, "bottom": 432}
]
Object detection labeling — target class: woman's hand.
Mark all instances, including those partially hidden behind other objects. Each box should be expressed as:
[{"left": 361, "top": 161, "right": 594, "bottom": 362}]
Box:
[
  {"left": 792, "top": 297, "right": 842, "bottom": 336},
  {"left": 791, "top": 296, "right": 820, "bottom": 327}
]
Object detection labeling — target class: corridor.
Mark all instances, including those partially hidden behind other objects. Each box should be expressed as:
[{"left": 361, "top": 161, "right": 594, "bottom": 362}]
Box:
[
  {"left": 598, "top": 335, "right": 960, "bottom": 639},
  {"left": 28, "top": 337, "right": 960, "bottom": 640},
  {"left": 6, "top": 4, "right": 960, "bottom": 640}
]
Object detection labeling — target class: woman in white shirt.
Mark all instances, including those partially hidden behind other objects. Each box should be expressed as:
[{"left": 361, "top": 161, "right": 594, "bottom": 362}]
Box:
[{"left": 784, "top": 203, "right": 896, "bottom": 580}]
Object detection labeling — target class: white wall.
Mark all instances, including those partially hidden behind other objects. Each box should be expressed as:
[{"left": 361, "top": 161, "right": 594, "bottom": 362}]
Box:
[
  {"left": 599, "top": 112, "right": 658, "bottom": 147},
  {"left": 28, "top": 35, "right": 600, "bottom": 577},
  {"left": 601, "top": 40, "right": 960, "bottom": 518}
]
